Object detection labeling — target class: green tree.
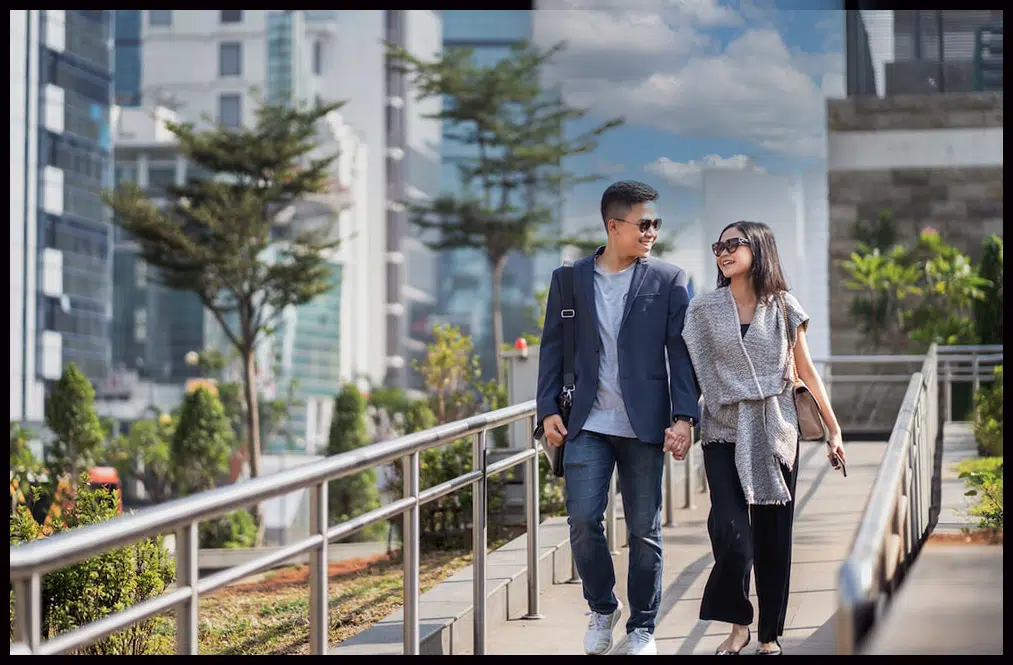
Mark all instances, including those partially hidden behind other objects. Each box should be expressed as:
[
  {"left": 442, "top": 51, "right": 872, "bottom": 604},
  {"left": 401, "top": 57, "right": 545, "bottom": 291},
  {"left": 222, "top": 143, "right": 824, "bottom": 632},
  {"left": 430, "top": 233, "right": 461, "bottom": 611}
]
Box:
[
  {"left": 413, "top": 324, "right": 484, "bottom": 424},
  {"left": 44, "top": 363, "right": 104, "bottom": 491},
  {"left": 842, "top": 227, "right": 990, "bottom": 352},
  {"left": 105, "top": 416, "right": 176, "bottom": 504},
  {"left": 387, "top": 40, "right": 624, "bottom": 383},
  {"left": 327, "top": 384, "right": 382, "bottom": 540},
  {"left": 172, "top": 387, "right": 232, "bottom": 495},
  {"left": 973, "top": 234, "right": 1003, "bottom": 345},
  {"left": 973, "top": 364, "right": 1003, "bottom": 457},
  {"left": 102, "top": 101, "right": 344, "bottom": 543},
  {"left": 10, "top": 477, "right": 175, "bottom": 654}
]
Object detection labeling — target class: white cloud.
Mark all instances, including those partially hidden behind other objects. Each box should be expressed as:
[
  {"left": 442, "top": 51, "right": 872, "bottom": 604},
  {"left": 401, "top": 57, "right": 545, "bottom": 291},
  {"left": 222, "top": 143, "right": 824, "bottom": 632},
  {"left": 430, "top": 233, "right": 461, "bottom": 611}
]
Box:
[
  {"left": 645, "top": 154, "right": 765, "bottom": 189},
  {"left": 533, "top": 5, "right": 844, "bottom": 158}
]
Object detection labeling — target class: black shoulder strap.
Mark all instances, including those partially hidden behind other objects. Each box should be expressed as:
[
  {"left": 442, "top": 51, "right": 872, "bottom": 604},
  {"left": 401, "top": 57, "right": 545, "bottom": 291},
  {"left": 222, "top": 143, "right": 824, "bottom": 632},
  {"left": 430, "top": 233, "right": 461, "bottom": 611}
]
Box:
[{"left": 559, "top": 263, "right": 576, "bottom": 389}]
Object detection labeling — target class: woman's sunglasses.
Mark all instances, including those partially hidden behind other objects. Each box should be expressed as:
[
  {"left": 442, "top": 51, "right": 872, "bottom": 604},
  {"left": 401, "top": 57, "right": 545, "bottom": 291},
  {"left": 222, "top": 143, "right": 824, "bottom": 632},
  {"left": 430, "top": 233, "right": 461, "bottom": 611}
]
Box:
[
  {"left": 614, "top": 217, "right": 662, "bottom": 234},
  {"left": 711, "top": 237, "right": 750, "bottom": 256}
]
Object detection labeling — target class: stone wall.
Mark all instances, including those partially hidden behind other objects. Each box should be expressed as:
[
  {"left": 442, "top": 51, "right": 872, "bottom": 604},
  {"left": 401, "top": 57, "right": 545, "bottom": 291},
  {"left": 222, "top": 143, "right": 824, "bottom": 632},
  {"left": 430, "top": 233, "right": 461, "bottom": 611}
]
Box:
[
  {"left": 826, "top": 93, "right": 1003, "bottom": 432},
  {"left": 827, "top": 92, "right": 1004, "bottom": 132}
]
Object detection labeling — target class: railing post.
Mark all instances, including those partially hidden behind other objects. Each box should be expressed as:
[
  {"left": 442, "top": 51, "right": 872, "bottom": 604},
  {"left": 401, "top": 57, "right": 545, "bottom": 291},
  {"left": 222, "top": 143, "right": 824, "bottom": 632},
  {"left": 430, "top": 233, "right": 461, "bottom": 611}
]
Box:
[
  {"left": 972, "top": 354, "right": 981, "bottom": 394},
  {"left": 13, "top": 573, "right": 41, "bottom": 653},
  {"left": 175, "top": 522, "right": 199, "bottom": 655},
  {"left": 524, "top": 415, "right": 545, "bottom": 620},
  {"left": 824, "top": 362, "right": 833, "bottom": 405},
  {"left": 472, "top": 429, "right": 488, "bottom": 654},
  {"left": 403, "top": 452, "right": 421, "bottom": 655},
  {"left": 944, "top": 361, "right": 953, "bottom": 422},
  {"left": 683, "top": 445, "right": 696, "bottom": 509},
  {"left": 663, "top": 453, "right": 676, "bottom": 526},
  {"left": 309, "top": 482, "right": 329, "bottom": 655},
  {"left": 606, "top": 471, "right": 619, "bottom": 554}
]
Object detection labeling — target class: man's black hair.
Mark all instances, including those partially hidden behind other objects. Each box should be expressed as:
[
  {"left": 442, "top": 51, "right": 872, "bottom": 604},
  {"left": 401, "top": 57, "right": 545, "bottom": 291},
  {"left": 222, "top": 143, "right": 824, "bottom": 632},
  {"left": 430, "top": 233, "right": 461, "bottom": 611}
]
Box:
[{"left": 600, "top": 180, "right": 659, "bottom": 232}]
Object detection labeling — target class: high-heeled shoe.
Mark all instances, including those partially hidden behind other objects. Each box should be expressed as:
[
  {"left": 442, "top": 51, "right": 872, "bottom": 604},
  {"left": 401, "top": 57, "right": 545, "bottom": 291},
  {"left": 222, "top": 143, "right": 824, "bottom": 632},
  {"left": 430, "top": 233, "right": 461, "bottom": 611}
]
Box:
[
  {"left": 756, "top": 639, "right": 782, "bottom": 655},
  {"left": 715, "top": 629, "right": 751, "bottom": 655}
]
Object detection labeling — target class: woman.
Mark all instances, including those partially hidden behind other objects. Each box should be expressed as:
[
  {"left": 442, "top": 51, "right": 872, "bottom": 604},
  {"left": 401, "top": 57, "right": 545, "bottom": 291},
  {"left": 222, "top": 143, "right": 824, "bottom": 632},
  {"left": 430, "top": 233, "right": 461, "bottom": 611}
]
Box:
[{"left": 680, "top": 221, "right": 845, "bottom": 655}]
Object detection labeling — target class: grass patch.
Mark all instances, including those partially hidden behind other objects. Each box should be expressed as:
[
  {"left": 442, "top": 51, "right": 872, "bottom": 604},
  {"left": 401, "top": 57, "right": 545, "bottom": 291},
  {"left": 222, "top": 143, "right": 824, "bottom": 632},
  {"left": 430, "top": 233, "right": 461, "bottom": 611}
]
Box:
[{"left": 143, "top": 525, "right": 526, "bottom": 655}]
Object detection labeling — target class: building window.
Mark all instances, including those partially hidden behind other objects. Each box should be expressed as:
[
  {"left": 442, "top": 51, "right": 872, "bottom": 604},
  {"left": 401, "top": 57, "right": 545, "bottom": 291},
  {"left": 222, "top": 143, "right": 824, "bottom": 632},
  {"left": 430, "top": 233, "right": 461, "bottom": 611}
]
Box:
[
  {"left": 313, "top": 39, "right": 324, "bottom": 75},
  {"left": 148, "top": 10, "right": 172, "bottom": 27},
  {"left": 219, "top": 42, "right": 242, "bottom": 77},
  {"left": 218, "top": 93, "right": 242, "bottom": 128},
  {"left": 220, "top": 10, "right": 243, "bottom": 24}
]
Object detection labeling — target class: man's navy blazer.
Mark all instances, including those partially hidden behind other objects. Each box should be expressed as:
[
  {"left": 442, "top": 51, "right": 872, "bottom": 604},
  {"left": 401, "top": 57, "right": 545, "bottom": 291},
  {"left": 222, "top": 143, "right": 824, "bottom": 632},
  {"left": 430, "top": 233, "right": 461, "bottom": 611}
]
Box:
[{"left": 536, "top": 248, "right": 700, "bottom": 445}]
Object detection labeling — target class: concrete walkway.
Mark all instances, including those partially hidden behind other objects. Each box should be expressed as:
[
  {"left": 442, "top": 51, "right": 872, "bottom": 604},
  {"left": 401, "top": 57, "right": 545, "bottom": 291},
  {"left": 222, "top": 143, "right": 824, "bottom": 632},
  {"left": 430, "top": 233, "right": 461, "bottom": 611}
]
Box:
[
  {"left": 862, "top": 422, "right": 1003, "bottom": 655},
  {"left": 469, "top": 438, "right": 889, "bottom": 656}
]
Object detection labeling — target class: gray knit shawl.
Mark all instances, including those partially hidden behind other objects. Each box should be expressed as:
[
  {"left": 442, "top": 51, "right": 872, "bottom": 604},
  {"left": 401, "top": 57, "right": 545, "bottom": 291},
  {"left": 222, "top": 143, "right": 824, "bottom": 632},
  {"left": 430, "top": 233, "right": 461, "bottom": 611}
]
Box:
[{"left": 682, "top": 287, "right": 801, "bottom": 505}]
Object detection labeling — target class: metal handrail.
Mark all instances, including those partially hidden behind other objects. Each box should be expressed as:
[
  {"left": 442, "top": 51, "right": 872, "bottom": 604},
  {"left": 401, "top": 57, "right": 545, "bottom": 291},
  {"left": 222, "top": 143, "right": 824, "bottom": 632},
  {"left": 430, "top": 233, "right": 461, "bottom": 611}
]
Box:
[
  {"left": 10, "top": 400, "right": 543, "bottom": 656},
  {"left": 835, "top": 344, "right": 1003, "bottom": 654}
]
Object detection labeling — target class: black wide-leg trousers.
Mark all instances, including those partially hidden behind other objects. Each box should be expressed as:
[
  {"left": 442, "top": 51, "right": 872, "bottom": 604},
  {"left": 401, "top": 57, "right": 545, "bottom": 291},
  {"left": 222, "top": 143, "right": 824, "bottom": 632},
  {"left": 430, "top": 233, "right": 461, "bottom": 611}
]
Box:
[{"left": 699, "top": 440, "right": 799, "bottom": 644}]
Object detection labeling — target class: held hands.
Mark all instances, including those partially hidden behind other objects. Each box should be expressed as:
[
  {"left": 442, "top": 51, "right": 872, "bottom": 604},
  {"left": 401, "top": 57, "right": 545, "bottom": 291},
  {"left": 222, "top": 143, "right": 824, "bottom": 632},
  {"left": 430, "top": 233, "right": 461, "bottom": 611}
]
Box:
[
  {"left": 663, "top": 420, "right": 693, "bottom": 460},
  {"left": 542, "top": 414, "right": 567, "bottom": 448}
]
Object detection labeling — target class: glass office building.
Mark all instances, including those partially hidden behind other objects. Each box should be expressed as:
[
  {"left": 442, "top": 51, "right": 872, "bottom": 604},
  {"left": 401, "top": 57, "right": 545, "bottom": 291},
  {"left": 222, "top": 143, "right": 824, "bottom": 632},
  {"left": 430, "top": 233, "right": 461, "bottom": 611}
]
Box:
[
  {"left": 439, "top": 7, "right": 559, "bottom": 374},
  {"left": 41, "top": 11, "right": 116, "bottom": 383},
  {"left": 114, "top": 10, "right": 142, "bottom": 107}
]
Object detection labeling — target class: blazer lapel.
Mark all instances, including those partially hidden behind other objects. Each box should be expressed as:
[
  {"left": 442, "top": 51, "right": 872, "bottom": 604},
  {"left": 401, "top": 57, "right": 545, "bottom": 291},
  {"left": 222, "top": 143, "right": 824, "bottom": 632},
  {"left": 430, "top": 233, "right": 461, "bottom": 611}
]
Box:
[{"left": 620, "top": 258, "right": 649, "bottom": 329}]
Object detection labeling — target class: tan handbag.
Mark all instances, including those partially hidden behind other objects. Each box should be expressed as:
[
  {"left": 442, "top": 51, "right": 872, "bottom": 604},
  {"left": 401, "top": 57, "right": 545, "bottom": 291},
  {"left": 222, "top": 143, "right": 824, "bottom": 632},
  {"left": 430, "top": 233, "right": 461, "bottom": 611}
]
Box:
[{"left": 778, "top": 294, "right": 828, "bottom": 441}]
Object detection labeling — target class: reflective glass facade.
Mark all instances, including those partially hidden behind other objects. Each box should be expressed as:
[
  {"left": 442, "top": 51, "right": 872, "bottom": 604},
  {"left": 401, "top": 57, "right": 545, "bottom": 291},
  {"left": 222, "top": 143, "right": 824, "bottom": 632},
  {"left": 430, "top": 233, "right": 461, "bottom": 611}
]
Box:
[
  {"left": 111, "top": 154, "right": 209, "bottom": 384},
  {"left": 114, "top": 10, "right": 142, "bottom": 107},
  {"left": 40, "top": 10, "right": 115, "bottom": 382}
]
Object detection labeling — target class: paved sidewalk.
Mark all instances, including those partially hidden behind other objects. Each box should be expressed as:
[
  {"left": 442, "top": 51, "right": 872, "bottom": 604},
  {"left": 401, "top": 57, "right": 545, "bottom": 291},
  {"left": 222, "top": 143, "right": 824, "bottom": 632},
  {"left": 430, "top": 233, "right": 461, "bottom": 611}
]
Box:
[
  {"left": 863, "top": 422, "right": 1003, "bottom": 655},
  {"left": 469, "top": 439, "right": 889, "bottom": 656}
]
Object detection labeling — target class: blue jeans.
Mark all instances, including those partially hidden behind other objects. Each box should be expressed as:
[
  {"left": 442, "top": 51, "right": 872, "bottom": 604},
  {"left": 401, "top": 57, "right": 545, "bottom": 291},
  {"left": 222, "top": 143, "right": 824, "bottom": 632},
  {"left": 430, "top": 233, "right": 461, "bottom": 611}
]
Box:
[{"left": 564, "top": 429, "right": 666, "bottom": 634}]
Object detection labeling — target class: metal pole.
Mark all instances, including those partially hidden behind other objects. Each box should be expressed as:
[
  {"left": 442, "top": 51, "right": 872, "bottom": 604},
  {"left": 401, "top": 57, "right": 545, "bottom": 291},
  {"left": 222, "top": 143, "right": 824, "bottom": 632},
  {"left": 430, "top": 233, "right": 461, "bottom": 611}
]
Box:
[
  {"left": 309, "top": 482, "right": 329, "bottom": 655},
  {"left": 524, "top": 415, "right": 544, "bottom": 619},
  {"left": 972, "top": 355, "right": 981, "bottom": 394},
  {"left": 683, "top": 446, "right": 696, "bottom": 509},
  {"left": 175, "top": 522, "right": 199, "bottom": 655},
  {"left": 605, "top": 471, "right": 619, "bottom": 554},
  {"left": 472, "top": 430, "right": 488, "bottom": 654},
  {"left": 403, "top": 452, "right": 420, "bottom": 655},
  {"left": 13, "top": 573, "right": 41, "bottom": 653},
  {"left": 663, "top": 453, "right": 676, "bottom": 526},
  {"left": 944, "top": 362, "right": 953, "bottom": 423}
]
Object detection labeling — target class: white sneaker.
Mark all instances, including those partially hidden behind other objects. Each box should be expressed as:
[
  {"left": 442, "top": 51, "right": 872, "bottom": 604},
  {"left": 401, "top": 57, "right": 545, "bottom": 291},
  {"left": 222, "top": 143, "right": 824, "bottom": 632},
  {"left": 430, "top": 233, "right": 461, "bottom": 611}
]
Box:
[
  {"left": 583, "top": 601, "right": 622, "bottom": 655},
  {"left": 624, "top": 628, "right": 658, "bottom": 655}
]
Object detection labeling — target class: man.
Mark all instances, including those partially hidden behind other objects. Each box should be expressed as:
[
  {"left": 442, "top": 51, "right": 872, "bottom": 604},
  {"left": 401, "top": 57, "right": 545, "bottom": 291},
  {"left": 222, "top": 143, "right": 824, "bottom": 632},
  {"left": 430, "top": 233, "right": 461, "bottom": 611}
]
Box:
[{"left": 536, "top": 180, "right": 700, "bottom": 655}]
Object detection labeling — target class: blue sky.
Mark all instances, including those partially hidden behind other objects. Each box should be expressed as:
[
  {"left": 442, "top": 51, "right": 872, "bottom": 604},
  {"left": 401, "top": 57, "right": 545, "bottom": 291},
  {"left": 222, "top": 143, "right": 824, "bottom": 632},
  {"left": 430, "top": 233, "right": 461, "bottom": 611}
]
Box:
[{"left": 532, "top": 0, "right": 846, "bottom": 240}]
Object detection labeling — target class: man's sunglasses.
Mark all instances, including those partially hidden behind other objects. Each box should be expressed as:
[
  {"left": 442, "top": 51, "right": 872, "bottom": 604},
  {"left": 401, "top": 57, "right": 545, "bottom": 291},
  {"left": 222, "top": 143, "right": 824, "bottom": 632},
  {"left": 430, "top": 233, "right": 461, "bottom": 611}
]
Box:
[
  {"left": 711, "top": 237, "right": 751, "bottom": 256},
  {"left": 614, "top": 217, "right": 662, "bottom": 234}
]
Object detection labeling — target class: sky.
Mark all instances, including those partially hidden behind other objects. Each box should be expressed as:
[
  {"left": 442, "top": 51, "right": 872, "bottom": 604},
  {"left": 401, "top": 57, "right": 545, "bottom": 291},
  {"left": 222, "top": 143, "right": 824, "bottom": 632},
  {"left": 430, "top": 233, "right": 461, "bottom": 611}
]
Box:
[{"left": 531, "top": 0, "right": 846, "bottom": 242}]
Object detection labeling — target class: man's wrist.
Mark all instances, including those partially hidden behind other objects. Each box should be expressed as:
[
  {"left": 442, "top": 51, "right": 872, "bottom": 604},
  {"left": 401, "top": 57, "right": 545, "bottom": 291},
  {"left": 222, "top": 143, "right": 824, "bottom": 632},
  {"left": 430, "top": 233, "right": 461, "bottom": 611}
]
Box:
[{"left": 673, "top": 415, "right": 696, "bottom": 427}]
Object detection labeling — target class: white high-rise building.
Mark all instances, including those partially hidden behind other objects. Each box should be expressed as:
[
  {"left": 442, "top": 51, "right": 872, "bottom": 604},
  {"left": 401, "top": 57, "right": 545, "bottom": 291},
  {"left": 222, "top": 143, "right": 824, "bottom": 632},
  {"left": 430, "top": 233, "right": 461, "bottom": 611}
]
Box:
[
  {"left": 700, "top": 168, "right": 831, "bottom": 365},
  {"left": 134, "top": 10, "right": 443, "bottom": 392}
]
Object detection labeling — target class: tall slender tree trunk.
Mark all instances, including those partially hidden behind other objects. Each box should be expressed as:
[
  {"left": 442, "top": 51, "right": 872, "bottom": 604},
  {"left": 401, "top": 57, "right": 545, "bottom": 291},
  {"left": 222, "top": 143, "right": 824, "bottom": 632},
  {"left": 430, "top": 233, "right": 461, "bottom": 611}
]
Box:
[
  {"left": 491, "top": 255, "right": 507, "bottom": 384},
  {"left": 241, "top": 347, "right": 265, "bottom": 546}
]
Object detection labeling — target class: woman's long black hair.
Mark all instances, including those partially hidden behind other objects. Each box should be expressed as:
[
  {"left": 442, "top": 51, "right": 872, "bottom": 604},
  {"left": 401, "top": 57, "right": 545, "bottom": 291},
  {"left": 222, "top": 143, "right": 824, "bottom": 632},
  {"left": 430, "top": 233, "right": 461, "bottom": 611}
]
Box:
[{"left": 715, "top": 220, "right": 789, "bottom": 303}]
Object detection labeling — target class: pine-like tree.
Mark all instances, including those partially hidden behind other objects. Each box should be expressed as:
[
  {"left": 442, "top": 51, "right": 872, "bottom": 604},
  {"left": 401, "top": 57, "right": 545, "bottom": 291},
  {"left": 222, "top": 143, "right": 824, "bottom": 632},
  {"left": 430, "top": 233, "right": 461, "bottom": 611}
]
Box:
[
  {"left": 102, "top": 100, "right": 345, "bottom": 543},
  {"left": 386, "top": 40, "right": 624, "bottom": 381},
  {"left": 327, "top": 384, "right": 381, "bottom": 540}
]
